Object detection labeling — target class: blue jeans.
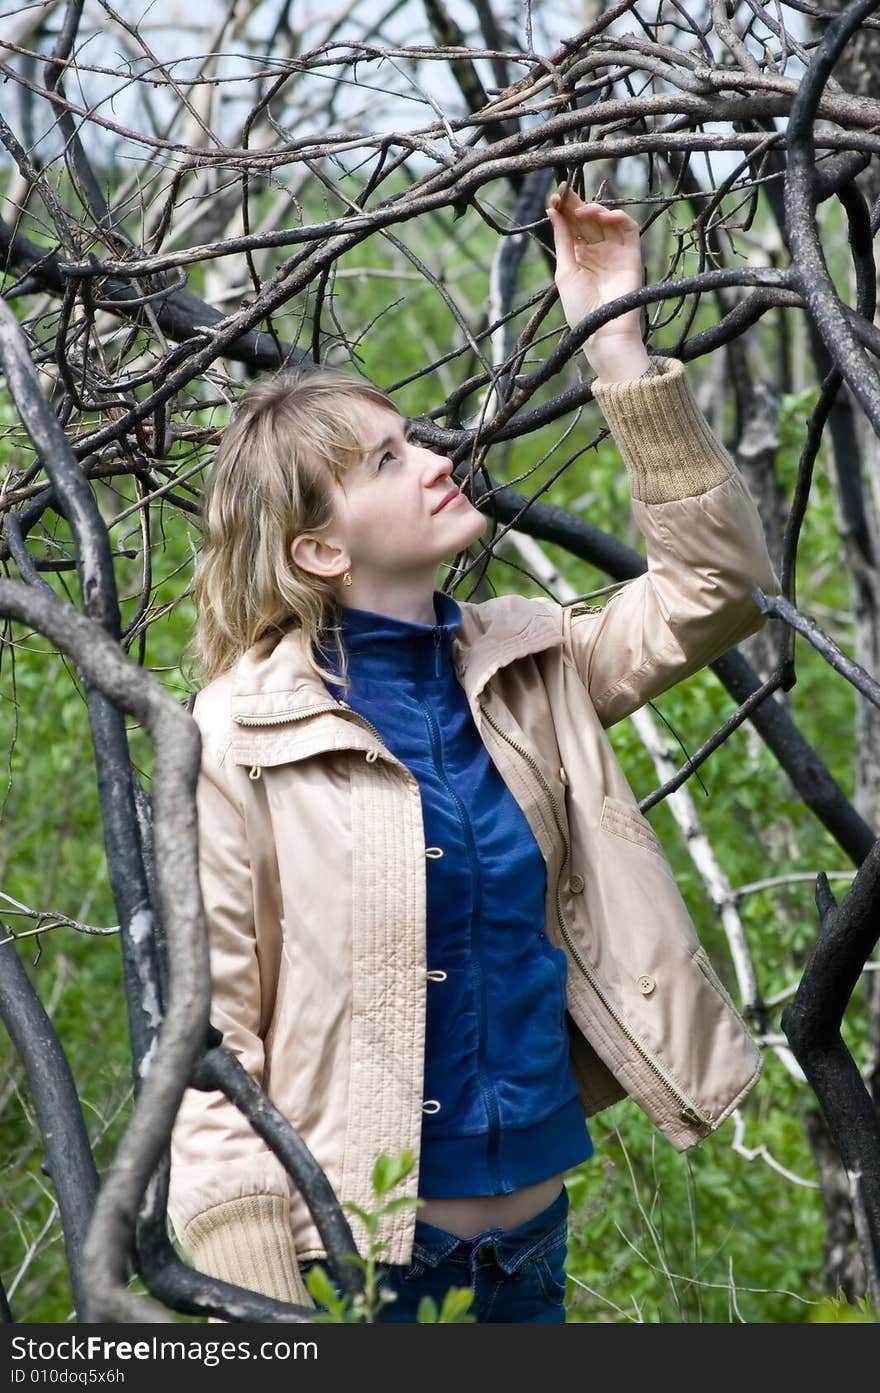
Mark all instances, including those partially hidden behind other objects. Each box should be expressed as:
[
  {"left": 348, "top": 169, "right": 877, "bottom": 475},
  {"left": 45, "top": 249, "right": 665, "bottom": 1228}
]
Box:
[{"left": 301, "top": 1183, "right": 570, "bottom": 1323}]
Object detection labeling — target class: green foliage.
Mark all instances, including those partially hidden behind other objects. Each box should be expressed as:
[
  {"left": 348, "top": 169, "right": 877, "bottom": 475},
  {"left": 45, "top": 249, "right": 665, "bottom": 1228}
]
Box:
[
  {"left": 564, "top": 1093, "right": 829, "bottom": 1323},
  {"left": 809, "top": 1291, "right": 877, "bottom": 1323}
]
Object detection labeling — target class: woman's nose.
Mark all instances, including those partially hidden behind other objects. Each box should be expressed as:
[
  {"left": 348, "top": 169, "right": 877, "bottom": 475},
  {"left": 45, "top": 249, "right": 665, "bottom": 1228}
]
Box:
[{"left": 427, "top": 452, "right": 454, "bottom": 482}]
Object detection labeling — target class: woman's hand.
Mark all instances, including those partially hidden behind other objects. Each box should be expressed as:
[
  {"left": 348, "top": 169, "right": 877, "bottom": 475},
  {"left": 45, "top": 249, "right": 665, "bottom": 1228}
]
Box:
[{"left": 546, "top": 182, "right": 651, "bottom": 383}]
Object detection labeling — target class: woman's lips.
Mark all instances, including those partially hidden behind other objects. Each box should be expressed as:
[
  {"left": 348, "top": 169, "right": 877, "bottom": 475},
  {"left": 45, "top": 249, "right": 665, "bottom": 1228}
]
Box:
[{"left": 435, "top": 489, "right": 465, "bottom": 512}]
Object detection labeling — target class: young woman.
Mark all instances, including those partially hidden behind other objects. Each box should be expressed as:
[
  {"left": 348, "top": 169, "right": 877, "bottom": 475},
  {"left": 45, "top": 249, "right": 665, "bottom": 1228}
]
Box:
[{"left": 168, "top": 184, "right": 780, "bottom": 1323}]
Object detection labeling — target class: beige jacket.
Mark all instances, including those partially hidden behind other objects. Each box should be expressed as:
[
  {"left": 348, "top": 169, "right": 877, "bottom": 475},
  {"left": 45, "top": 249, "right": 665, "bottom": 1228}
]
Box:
[{"left": 168, "top": 357, "right": 781, "bottom": 1308}]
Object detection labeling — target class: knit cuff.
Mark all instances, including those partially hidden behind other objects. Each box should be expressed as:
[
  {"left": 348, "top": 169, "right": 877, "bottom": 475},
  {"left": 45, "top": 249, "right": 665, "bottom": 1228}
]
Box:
[
  {"left": 590, "top": 356, "right": 736, "bottom": 504},
  {"left": 183, "top": 1195, "right": 316, "bottom": 1309}
]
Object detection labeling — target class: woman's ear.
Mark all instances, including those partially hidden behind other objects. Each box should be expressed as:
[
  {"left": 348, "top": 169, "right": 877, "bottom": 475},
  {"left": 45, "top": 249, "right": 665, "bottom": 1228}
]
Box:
[{"left": 290, "top": 531, "right": 348, "bottom": 582}]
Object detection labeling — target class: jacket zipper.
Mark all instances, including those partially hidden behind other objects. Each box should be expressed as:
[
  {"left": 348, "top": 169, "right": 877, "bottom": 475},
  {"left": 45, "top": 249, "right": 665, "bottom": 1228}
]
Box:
[
  {"left": 478, "top": 701, "right": 711, "bottom": 1131},
  {"left": 233, "top": 702, "right": 413, "bottom": 780},
  {"left": 234, "top": 700, "right": 385, "bottom": 746},
  {"left": 233, "top": 703, "right": 344, "bottom": 727}
]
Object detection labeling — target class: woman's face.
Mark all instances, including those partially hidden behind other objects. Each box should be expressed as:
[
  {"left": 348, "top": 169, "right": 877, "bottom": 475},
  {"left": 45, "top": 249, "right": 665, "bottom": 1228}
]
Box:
[{"left": 325, "top": 399, "right": 488, "bottom": 587}]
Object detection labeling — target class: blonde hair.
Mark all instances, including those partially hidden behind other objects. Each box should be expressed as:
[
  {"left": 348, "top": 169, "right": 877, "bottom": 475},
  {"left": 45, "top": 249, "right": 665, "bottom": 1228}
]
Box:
[{"left": 184, "top": 364, "right": 399, "bottom": 693}]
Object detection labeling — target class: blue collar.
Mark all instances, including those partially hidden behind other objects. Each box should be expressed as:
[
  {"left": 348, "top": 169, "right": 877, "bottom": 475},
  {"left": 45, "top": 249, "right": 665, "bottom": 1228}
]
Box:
[{"left": 321, "top": 589, "right": 462, "bottom": 682}]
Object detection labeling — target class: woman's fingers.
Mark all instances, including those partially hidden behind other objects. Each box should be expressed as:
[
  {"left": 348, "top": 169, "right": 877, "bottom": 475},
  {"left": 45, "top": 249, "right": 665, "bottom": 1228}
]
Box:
[
  {"left": 548, "top": 184, "right": 639, "bottom": 240},
  {"left": 546, "top": 202, "right": 577, "bottom": 274},
  {"left": 568, "top": 209, "right": 607, "bottom": 247},
  {"left": 546, "top": 182, "right": 645, "bottom": 336},
  {"left": 548, "top": 205, "right": 631, "bottom": 274}
]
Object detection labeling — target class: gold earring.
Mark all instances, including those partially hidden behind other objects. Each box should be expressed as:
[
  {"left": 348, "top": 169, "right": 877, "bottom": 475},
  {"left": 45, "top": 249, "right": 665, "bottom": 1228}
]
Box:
[{"left": 343, "top": 570, "right": 353, "bottom": 586}]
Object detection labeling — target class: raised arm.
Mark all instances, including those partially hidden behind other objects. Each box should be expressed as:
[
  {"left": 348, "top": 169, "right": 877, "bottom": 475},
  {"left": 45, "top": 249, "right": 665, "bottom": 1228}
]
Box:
[{"left": 546, "top": 182, "right": 782, "bottom": 727}]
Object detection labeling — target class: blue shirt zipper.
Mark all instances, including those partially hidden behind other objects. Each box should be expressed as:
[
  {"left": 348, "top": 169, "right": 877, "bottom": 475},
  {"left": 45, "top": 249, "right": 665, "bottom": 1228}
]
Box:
[{"left": 420, "top": 634, "right": 503, "bottom": 1190}]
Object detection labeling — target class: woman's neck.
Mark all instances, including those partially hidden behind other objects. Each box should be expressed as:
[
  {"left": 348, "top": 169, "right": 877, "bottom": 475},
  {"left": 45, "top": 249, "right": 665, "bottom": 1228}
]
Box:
[{"left": 336, "top": 579, "right": 439, "bottom": 625}]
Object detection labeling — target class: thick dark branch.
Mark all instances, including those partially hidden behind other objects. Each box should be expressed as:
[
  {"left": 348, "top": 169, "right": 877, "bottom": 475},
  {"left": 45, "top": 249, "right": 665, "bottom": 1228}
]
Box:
[
  {"left": 785, "top": 0, "right": 880, "bottom": 433},
  {"left": 0, "top": 304, "right": 201, "bottom": 1322},
  {"left": 0, "top": 573, "right": 207, "bottom": 1322},
  {"left": 779, "top": 179, "right": 878, "bottom": 631},
  {"left": 0, "top": 302, "right": 167, "bottom": 1092},
  {"left": 782, "top": 847, "right": 880, "bottom": 1307},
  {"left": 0, "top": 219, "right": 305, "bottom": 372},
  {"left": 191, "top": 1047, "right": 365, "bottom": 1307},
  {"left": 0, "top": 940, "right": 99, "bottom": 1318}
]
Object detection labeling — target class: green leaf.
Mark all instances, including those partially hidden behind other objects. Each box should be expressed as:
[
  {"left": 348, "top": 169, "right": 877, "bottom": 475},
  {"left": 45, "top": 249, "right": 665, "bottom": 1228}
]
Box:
[
  {"left": 371, "top": 1148, "right": 416, "bottom": 1197},
  {"left": 341, "top": 1201, "right": 375, "bottom": 1229},
  {"left": 381, "top": 1195, "right": 424, "bottom": 1215},
  {"left": 416, "top": 1294, "right": 440, "bottom": 1323},
  {"left": 437, "top": 1287, "right": 477, "bottom": 1322},
  {"left": 304, "top": 1264, "right": 338, "bottom": 1307}
]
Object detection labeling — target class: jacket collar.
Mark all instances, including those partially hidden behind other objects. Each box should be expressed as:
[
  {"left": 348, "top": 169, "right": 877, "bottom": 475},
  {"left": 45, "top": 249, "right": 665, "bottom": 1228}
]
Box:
[{"left": 230, "top": 592, "right": 563, "bottom": 729}]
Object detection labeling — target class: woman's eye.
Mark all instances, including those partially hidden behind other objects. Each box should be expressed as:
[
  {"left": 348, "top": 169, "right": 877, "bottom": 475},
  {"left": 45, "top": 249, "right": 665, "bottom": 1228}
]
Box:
[{"left": 378, "top": 452, "right": 394, "bottom": 470}]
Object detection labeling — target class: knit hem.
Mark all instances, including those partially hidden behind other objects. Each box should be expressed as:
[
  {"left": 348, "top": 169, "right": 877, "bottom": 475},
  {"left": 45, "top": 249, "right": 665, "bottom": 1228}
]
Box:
[
  {"left": 184, "top": 1194, "right": 316, "bottom": 1309},
  {"left": 591, "top": 356, "right": 736, "bottom": 504}
]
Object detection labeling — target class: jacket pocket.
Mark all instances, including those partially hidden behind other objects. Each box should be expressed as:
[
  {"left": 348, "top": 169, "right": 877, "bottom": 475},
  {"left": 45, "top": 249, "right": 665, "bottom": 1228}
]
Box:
[
  {"left": 599, "top": 794, "right": 666, "bottom": 860},
  {"left": 261, "top": 936, "right": 290, "bottom": 1068}
]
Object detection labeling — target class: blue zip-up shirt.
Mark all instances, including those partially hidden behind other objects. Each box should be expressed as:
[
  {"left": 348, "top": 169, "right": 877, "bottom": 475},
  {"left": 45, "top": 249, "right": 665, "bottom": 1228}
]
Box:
[{"left": 319, "top": 589, "right": 593, "bottom": 1197}]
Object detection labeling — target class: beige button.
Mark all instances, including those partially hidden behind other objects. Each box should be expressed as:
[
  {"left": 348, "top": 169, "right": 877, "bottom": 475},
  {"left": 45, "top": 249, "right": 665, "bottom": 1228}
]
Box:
[
  {"left": 637, "top": 974, "right": 656, "bottom": 995},
  {"left": 559, "top": 766, "right": 569, "bottom": 786},
  {"left": 568, "top": 873, "right": 585, "bottom": 894}
]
